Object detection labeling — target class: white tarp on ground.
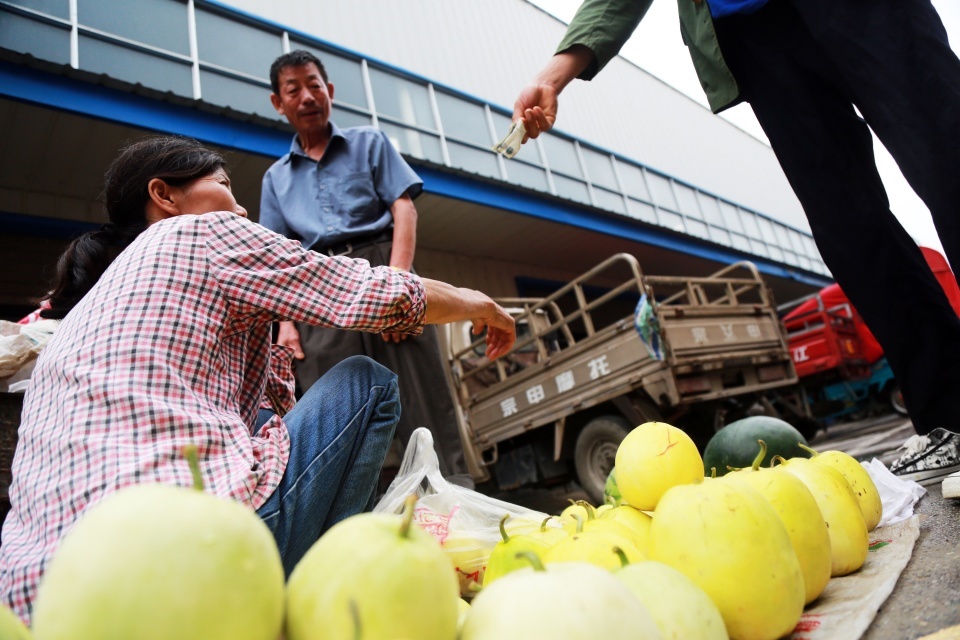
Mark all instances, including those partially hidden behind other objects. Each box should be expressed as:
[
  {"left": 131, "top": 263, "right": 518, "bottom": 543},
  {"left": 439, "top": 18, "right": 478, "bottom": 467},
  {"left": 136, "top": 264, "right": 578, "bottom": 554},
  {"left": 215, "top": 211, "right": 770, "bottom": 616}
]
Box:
[{"left": 787, "top": 515, "right": 921, "bottom": 640}]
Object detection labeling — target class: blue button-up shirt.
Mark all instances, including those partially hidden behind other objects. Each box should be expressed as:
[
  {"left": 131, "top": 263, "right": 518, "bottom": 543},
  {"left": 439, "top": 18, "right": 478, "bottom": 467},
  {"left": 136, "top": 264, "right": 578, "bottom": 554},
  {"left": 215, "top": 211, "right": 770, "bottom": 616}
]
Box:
[{"left": 259, "top": 123, "right": 423, "bottom": 251}]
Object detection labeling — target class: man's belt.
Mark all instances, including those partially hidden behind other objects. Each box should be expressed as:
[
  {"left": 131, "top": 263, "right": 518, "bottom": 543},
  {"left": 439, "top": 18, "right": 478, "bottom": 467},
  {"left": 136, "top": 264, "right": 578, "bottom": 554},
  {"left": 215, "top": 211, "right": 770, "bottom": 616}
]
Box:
[{"left": 318, "top": 229, "right": 393, "bottom": 257}]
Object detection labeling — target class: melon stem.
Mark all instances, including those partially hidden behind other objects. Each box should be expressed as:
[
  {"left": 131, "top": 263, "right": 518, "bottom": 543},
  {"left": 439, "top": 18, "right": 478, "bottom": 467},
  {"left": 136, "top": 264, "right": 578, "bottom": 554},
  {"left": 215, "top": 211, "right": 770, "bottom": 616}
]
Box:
[
  {"left": 499, "top": 514, "right": 511, "bottom": 543},
  {"left": 751, "top": 439, "right": 768, "bottom": 471},
  {"left": 400, "top": 494, "right": 417, "bottom": 538},
  {"left": 613, "top": 546, "right": 630, "bottom": 569},
  {"left": 572, "top": 513, "right": 584, "bottom": 534},
  {"left": 540, "top": 516, "right": 554, "bottom": 532},
  {"left": 576, "top": 500, "right": 596, "bottom": 520},
  {"left": 350, "top": 599, "right": 362, "bottom": 640},
  {"left": 515, "top": 550, "right": 546, "bottom": 572},
  {"left": 183, "top": 444, "right": 204, "bottom": 491},
  {"left": 798, "top": 442, "right": 819, "bottom": 457},
  {"left": 771, "top": 454, "right": 787, "bottom": 467}
]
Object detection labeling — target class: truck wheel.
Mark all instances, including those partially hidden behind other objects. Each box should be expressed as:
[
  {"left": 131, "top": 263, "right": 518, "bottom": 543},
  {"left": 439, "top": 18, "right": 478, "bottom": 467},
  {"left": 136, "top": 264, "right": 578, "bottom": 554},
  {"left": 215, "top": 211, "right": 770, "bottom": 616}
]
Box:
[
  {"left": 574, "top": 416, "right": 630, "bottom": 505},
  {"left": 888, "top": 385, "right": 908, "bottom": 415}
]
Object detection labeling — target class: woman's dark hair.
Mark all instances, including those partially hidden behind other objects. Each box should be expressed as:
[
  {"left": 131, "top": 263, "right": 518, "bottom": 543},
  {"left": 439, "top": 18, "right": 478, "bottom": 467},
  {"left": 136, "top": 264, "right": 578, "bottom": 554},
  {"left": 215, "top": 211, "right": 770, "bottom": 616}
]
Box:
[{"left": 41, "top": 136, "right": 225, "bottom": 319}]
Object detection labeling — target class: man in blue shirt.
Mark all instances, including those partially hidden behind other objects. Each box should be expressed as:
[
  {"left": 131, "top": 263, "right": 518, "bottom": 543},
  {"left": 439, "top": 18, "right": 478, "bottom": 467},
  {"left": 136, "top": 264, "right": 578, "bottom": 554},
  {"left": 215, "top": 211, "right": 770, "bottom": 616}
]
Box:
[{"left": 261, "top": 50, "right": 466, "bottom": 479}]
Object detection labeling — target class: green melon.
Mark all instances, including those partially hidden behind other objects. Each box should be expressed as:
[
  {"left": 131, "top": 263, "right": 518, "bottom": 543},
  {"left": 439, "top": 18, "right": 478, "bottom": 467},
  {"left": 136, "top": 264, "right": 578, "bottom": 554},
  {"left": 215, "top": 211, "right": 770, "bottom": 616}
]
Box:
[
  {"left": 702, "top": 416, "right": 810, "bottom": 477},
  {"left": 603, "top": 467, "right": 623, "bottom": 506}
]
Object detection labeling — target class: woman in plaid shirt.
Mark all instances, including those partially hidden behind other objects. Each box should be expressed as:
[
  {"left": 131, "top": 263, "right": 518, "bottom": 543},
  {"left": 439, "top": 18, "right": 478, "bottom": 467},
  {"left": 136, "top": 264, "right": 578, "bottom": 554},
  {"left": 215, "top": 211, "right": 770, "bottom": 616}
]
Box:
[{"left": 0, "top": 136, "right": 515, "bottom": 622}]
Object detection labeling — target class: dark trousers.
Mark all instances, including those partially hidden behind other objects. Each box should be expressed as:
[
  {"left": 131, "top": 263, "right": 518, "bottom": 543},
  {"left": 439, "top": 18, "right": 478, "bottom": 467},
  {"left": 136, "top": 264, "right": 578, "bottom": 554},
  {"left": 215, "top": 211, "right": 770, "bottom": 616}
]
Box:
[
  {"left": 294, "top": 241, "right": 466, "bottom": 476},
  {"left": 714, "top": 0, "right": 960, "bottom": 435}
]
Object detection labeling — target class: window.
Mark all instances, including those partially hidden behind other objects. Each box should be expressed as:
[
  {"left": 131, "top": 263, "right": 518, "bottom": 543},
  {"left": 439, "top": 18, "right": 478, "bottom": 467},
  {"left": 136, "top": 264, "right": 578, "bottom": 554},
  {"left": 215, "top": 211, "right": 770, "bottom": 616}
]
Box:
[
  {"left": 7, "top": 0, "right": 68, "bottom": 19},
  {"left": 773, "top": 223, "right": 792, "bottom": 249},
  {"left": 749, "top": 238, "right": 769, "bottom": 257},
  {"left": 593, "top": 187, "right": 626, "bottom": 214},
  {"left": 448, "top": 142, "right": 500, "bottom": 179},
  {"left": 540, "top": 134, "right": 582, "bottom": 178},
  {"left": 0, "top": 11, "right": 70, "bottom": 65},
  {"left": 674, "top": 184, "right": 702, "bottom": 219},
  {"left": 686, "top": 218, "right": 709, "bottom": 239},
  {"left": 658, "top": 209, "right": 685, "bottom": 233},
  {"left": 79, "top": 35, "right": 193, "bottom": 95},
  {"left": 731, "top": 233, "right": 751, "bottom": 253},
  {"left": 709, "top": 226, "right": 732, "bottom": 246},
  {"left": 646, "top": 173, "right": 679, "bottom": 212},
  {"left": 720, "top": 201, "right": 745, "bottom": 233},
  {"left": 379, "top": 122, "right": 443, "bottom": 163},
  {"left": 436, "top": 93, "right": 490, "bottom": 146},
  {"left": 757, "top": 216, "right": 778, "bottom": 245},
  {"left": 505, "top": 161, "right": 549, "bottom": 192},
  {"left": 200, "top": 71, "right": 276, "bottom": 120},
  {"left": 581, "top": 148, "right": 618, "bottom": 191},
  {"left": 368, "top": 68, "right": 435, "bottom": 130},
  {"left": 196, "top": 8, "right": 282, "bottom": 79},
  {"left": 552, "top": 174, "right": 590, "bottom": 204},
  {"left": 740, "top": 211, "right": 763, "bottom": 239},
  {"left": 79, "top": 0, "right": 189, "bottom": 55},
  {"left": 788, "top": 229, "right": 807, "bottom": 255},
  {"left": 618, "top": 163, "right": 651, "bottom": 202},
  {"left": 627, "top": 199, "right": 657, "bottom": 224},
  {"left": 331, "top": 106, "right": 372, "bottom": 129},
  {"left": 699, "top": 194, "right": 724, "bottom": 226}
]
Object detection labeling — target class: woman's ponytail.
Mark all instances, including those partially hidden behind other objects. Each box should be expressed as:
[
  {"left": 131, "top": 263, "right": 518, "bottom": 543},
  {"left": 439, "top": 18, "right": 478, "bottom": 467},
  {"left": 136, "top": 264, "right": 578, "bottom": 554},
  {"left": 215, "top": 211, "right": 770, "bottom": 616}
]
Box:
[{"left": 39, "top": 136, "right": 224, "bottom": 319}]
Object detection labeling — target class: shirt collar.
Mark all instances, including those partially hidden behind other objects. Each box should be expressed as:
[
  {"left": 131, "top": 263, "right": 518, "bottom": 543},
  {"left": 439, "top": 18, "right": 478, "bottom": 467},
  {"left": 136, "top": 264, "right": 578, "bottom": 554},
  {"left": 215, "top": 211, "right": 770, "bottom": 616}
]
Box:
[{"left": 284, "top": 121, "right": 346, "bottom": 163}]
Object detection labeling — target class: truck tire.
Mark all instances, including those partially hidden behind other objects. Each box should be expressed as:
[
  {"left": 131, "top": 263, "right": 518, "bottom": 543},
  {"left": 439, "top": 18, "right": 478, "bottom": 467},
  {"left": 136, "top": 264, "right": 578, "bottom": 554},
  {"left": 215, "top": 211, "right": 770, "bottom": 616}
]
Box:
[
  {"left": 888, "top": 384, "right": 908, "bottom": 415},
  {"left": 575, "top": 415, "right": 630, "bottom": 505}
]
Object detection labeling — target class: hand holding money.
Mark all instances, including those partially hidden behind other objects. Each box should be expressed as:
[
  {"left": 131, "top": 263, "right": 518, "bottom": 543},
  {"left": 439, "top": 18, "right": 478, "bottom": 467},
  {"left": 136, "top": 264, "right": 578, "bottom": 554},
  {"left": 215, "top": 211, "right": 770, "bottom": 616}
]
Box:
[{"left": 492, "top": 120, "right": 527, "bottom": 159}]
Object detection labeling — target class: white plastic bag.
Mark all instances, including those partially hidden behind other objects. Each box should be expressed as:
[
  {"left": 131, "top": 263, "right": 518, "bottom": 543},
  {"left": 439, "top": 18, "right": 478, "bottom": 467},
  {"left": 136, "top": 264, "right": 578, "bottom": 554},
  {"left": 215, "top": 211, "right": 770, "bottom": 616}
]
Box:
[
  {"left": 861, "top": 458, "right": 927, "bottom": 527},
  {"left": 374, "top": 427, "right": 551, "bottom": 594},
  {"left": 0, "top": 319, "right": 58, "bottom": 379}
]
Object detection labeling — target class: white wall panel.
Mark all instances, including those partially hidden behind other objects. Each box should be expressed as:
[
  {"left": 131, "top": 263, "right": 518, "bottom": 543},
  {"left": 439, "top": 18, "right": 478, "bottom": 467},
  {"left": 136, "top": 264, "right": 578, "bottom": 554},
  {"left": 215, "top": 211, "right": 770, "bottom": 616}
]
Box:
[{"left": 224, "top": 0, "right": 807, "bottom": 231}]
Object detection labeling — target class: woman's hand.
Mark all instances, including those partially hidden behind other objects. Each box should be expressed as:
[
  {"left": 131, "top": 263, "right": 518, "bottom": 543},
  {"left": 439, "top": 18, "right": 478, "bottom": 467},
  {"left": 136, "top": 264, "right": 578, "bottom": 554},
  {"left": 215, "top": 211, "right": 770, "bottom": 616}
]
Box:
[
  {"left": 422, "top": 279, "right": 517, "bottom": 360},
  {"left": 471, "top": 302, "right": 517, "bottom": 361},
  {"left": 276, "top": 320, "right": 305, "bottom": 360}
]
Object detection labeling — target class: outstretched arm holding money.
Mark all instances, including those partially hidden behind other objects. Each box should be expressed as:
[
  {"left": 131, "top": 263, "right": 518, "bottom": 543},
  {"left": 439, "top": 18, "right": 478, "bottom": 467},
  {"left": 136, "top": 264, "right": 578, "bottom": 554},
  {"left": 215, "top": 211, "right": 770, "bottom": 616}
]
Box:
[
  {"left": 500, "top": 0, "right": 650, "bottom": 155},
  {"left": 512, "top": 44, "right": 594, "bottom": 143}
]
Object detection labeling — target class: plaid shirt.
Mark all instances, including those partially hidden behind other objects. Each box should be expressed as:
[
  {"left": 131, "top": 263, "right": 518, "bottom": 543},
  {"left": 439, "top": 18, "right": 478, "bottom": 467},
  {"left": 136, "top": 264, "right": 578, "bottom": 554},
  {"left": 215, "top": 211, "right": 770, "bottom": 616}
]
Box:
[{"left": 0, "top": 212, "right": 425, "bottom": 622}]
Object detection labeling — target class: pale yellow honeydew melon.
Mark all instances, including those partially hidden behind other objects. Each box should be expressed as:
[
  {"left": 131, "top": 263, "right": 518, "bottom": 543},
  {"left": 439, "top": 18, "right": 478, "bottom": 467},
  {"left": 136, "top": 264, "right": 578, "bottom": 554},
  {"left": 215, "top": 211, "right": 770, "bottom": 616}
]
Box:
[
  {"left": 285, "top": 495, "right": 460, "bottom": 640},
  {"left": 599, "top": 504, "right": 653, "bottom": 554},
  {"left": 649, "top": 478, "right": 805, "bottom": 640},
  {"left": 544, "top": 519, "right": 645, "bottom": 571},
  {"left": 460, "top": 555, "right": 663, "bottom": 640},
  {"left": 0, "top": 603, "right": 31, "bottom": 640},
  {"left": 725, "top": 440, "right": 832, "bottom": 605},
  {"left": 775, "top": 455, "right": 869, "bottom": 577},
  {"left": 801, "top": 443, "right": 883, "bottom": 531},
  {"left": 32, "top": 446, "right": 284, "bottom": 640},
  {"left": 616, "top": 560, "right": 728, "bottom": 640},
  {"left": 615, "top": 422, "right": 704, "bottom": 510}
]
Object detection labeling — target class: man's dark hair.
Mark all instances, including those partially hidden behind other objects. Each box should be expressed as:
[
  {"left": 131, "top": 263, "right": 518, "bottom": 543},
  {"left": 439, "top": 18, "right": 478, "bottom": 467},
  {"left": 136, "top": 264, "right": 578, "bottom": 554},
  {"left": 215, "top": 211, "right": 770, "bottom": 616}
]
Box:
[{"left": 269, "top": 50, "right": 328, "bottom": 94}]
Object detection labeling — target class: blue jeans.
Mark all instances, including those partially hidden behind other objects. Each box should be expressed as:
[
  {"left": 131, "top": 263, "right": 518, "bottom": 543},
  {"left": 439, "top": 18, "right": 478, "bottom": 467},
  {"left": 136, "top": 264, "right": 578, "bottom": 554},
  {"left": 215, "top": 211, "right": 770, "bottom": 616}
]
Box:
[{"left": 255, "top": 355, "right": 399, "bottom": 576}]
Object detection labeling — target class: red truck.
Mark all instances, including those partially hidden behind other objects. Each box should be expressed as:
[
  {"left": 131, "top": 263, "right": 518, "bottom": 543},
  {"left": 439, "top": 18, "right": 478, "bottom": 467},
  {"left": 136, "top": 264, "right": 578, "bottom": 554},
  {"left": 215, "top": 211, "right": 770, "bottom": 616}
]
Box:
[{"left": 778, "top": 247, "right": 960, "bottom": 428}]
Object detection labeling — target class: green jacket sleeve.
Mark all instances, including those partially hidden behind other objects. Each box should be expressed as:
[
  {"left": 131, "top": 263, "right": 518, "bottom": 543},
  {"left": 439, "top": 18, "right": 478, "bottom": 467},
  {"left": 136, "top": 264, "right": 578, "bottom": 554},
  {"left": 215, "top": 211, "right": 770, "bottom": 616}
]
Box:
[{"left": 556, "top": 0, "right": 655, "bottom": 80}]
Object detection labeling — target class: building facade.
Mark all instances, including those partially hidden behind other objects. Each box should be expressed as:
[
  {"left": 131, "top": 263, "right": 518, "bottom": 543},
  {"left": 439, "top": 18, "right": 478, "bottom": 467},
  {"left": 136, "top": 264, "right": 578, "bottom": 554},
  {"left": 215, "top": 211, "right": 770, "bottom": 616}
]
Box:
[{"left": 0, "top": 0, "right": 830, "bottom": 319}]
